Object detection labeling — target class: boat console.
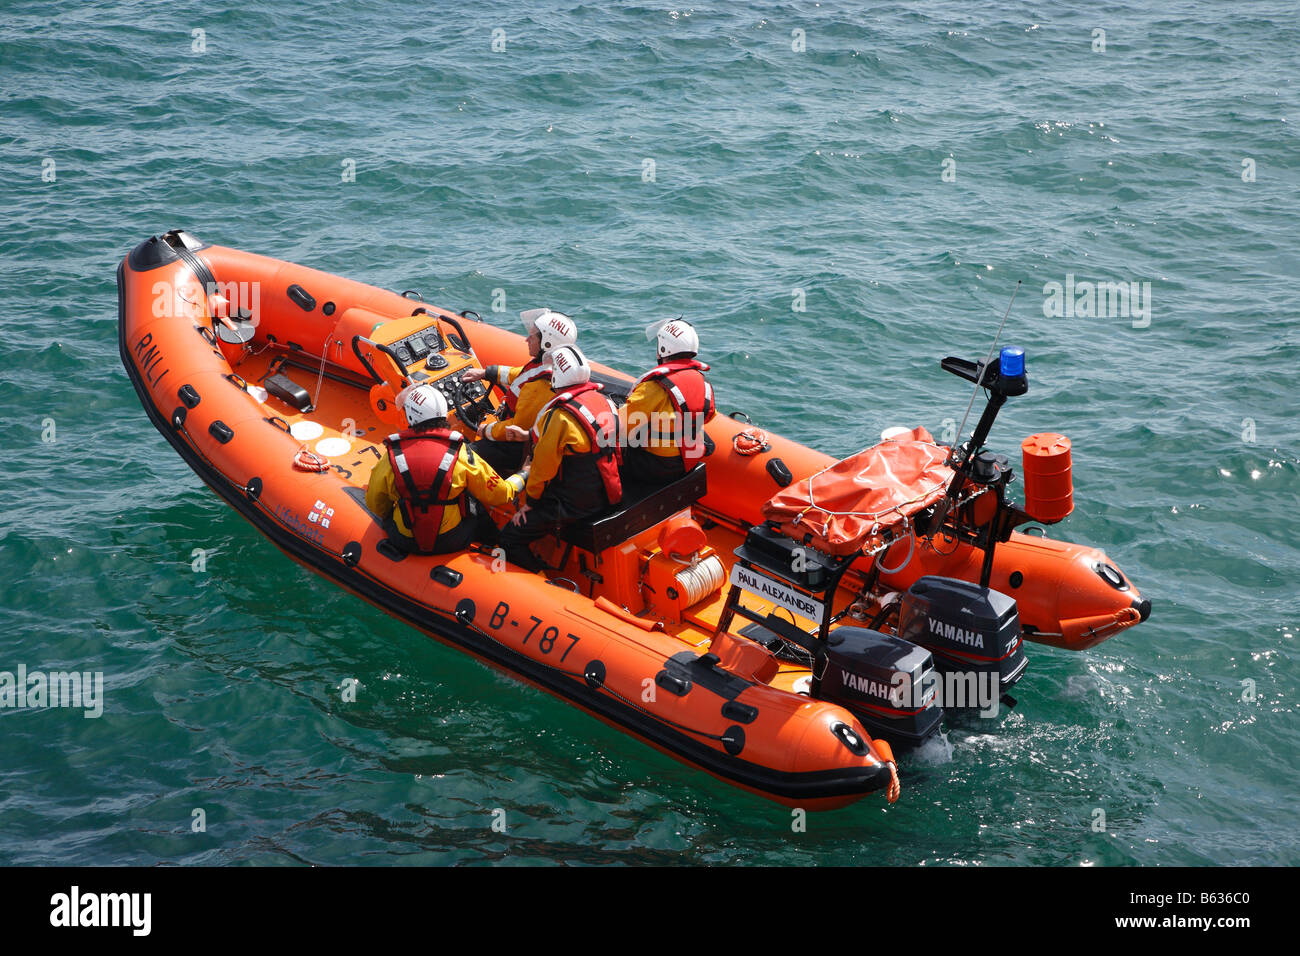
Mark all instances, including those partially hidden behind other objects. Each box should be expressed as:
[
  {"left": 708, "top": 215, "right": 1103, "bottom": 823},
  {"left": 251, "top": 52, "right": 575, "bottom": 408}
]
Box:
[{"left": 349, "top": 309, "right": 497, "bottom": 433}]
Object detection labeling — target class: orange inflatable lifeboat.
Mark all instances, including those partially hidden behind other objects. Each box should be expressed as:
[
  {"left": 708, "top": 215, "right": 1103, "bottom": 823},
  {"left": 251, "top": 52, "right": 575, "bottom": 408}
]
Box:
[{"left": 117, "top": 230, "right": 1150, "bottom": 810}]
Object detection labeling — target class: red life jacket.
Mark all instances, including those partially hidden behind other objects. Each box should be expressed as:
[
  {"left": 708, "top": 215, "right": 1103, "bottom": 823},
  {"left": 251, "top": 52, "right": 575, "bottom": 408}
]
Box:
[
  {"left": 633, "top": 358, "right": 715, "bottom": 466},
  {"left": 385, "top": 427, "right": 467, "bottom": 552},
  {"left": 502, "top": 357, "right": 550, "bottom": 415},
  {"left": 534, "top": 382, "right": 623, "bottom": 506}
]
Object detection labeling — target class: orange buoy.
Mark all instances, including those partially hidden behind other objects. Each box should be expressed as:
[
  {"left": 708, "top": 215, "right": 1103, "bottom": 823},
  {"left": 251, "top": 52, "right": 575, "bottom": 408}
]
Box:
[{"left": 1021, "top": 432, "right": 1074, "bottom": 523}]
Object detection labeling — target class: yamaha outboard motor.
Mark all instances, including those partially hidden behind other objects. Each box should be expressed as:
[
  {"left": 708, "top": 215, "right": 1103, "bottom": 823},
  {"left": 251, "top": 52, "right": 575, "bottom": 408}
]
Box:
[
  {"left": 813, "top": 627, "right": 944, "bottom": 747},
  {"left": 898, "top": 576, "right": 1028, "bottom": 713}
]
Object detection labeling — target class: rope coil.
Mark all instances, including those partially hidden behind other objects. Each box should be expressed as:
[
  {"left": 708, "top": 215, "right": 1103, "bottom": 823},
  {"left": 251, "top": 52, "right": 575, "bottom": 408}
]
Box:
[
  {"left": 673, "top": 555, "right": 726, "bottom": 606},
  {"left": 733, "top": 428, "right": 770, "bottom": 456},
  {"left": 293, "top": 445, "right": 331, "bottom": 472}
]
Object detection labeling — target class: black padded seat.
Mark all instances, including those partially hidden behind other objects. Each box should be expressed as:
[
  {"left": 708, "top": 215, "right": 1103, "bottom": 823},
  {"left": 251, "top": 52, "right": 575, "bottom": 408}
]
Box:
[{"left": 558, "top": 464, "right": 708, "bottom": 554}]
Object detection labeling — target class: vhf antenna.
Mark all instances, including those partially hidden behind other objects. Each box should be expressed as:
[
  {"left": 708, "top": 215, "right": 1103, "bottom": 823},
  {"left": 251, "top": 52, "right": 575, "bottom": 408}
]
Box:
[
  {"left": 947, "top": 279, "right": 1021, "bottom": 469},
  {"left": 926, "top": 280, "right": 1022, "bottom": 538}
]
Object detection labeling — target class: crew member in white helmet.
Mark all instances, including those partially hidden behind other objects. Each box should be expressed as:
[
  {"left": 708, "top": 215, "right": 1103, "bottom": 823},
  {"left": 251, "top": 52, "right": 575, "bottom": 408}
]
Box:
[
  {"left": 619, "top": 318, "right": 716, "bottom": 489},
  {"left": 500, "top": 345, "right": 622, "bottom": 571},
  {"left": 366, "top": 383, "right": 524, "bottom": 554},
  {"left": 465, "top": 308, "right": 578, "bottom": 475}
]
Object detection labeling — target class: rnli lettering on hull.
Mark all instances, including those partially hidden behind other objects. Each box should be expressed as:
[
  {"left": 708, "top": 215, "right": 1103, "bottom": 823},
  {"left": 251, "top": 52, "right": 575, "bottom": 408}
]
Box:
[
  {"left": 133, "top": 332, "right": 170, "bottom": 392},
  {"left": 729, "top": 565, "right": 824, "bottom": 622},
  {"left": 929, "top": 617, "right": 984, "bottom": 649}
]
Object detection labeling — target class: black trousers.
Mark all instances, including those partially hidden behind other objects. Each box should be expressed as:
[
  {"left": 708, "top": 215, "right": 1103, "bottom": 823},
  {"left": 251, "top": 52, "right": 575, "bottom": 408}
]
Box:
[
  {"left": 499, "top": 489, "right": 607, "bottom": 571},
  {"left": 621, "top": 446, "right": 685, "bottom": 492},
  {"left": 473, "top": 439, "right": 526, "bottom": 477}
]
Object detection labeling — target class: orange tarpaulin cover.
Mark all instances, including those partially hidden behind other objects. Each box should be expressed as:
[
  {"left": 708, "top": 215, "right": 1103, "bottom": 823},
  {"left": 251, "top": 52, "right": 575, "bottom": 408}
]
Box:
[{"left": 761, "top": 427, "right": 954, "bottom": 556}]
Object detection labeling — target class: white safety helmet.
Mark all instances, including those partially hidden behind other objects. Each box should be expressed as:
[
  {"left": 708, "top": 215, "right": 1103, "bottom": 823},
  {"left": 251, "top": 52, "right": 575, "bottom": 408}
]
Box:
[
  {"left": 646, "top": 317, "right": 699, "bottom": 359},
  {"left": 548, "top": 345, "right": 591, "bottom": 391},
  {"left": 399, "top": 383, "right": 449, "bottom": 427},
  {"left": 521, "top": 308, "right": 578, "bottom": 354}
]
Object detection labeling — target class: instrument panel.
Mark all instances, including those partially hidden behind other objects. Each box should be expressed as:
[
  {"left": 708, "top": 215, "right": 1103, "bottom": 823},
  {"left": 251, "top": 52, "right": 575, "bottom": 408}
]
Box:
[
  {"left": 389, "top": 327, "right": 449, "bottom": 371},
  {"left": 381, "top": 323, "right": 494, "bottom": 429}
]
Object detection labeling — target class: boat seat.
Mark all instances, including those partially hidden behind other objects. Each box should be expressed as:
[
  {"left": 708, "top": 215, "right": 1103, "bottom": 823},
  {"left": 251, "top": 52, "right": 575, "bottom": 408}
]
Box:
[{"left": 558, "top": 464, "right": 708, "bottom": 554}]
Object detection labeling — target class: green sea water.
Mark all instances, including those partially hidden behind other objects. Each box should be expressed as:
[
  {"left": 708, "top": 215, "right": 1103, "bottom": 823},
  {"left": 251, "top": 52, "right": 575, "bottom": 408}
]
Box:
[{"left": 0, "top": 0, "right": 1296, "bottom": 865}]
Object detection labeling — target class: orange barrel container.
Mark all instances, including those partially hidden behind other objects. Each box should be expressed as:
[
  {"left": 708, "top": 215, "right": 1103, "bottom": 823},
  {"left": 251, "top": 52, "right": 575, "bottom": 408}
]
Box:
[{"left": 1021, "top": 433, "right": 1074, "bottom": 523}]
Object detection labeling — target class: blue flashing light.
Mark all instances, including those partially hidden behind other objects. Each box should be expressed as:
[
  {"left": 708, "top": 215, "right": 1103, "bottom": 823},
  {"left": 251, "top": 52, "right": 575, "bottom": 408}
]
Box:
[{"left": 1000, "top": 346, "right": 1026, "bottom": 377}]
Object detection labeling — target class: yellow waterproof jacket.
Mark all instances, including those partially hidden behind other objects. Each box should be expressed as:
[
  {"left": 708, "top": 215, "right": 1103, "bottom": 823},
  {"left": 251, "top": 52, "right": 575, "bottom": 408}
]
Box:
[
  {"left": 524, "top": 404, "right": 593, "bottom": 503},
  {"left": 478, "top": 363, "right": 552, "bottom": 441},
  {"left": 367, "top": 440, "right": 523, "bottom": 538},
  {"left": 619, "top": 379, "right": 679, "bottom": 459}
]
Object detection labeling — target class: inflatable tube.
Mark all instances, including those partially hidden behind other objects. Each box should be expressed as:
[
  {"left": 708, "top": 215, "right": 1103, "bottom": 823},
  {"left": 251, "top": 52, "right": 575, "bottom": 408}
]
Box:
[{"left": 117, "top": 231, "right": 1148, "bottom": 808}]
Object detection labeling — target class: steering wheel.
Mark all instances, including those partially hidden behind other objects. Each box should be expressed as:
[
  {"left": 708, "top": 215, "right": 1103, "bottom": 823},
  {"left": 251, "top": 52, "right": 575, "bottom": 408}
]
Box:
[{"left": 446, "top": 373, "right": 498, "bottom": 434}]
